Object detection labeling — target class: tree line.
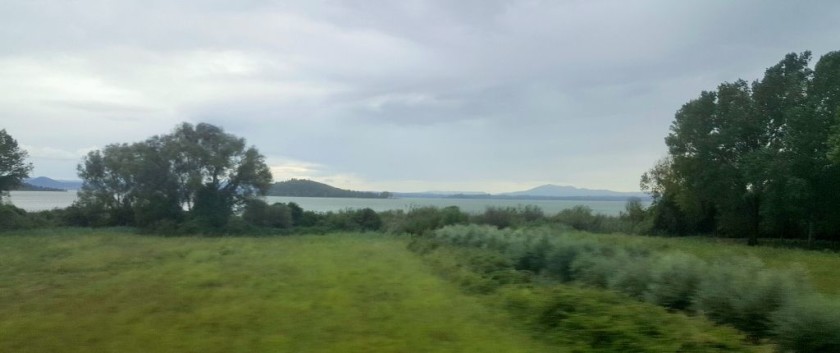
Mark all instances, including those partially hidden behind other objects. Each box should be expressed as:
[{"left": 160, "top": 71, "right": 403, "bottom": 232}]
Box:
[{"left": 642, "top": 51, "right": 840, "bottom": 245}]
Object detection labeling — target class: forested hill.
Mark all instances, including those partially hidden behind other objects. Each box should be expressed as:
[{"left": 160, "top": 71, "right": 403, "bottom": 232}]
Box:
[{"left": 268, "top": 179, "right": 391, "bottom": 198}]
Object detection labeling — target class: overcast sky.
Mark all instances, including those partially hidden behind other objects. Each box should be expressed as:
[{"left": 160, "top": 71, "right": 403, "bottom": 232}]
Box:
[{"left": 2, "top": 0, "right": 839, "bottom": 193}]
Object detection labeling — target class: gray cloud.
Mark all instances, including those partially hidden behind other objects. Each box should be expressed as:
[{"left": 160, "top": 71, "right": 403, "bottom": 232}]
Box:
[{"left": 3, "top": 0, "right": 840, "bottom": 192}]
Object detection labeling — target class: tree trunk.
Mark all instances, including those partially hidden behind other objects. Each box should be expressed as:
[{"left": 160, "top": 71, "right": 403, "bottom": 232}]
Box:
[{"left": 747, "top": 194, "right": 760, "bottom": 246}]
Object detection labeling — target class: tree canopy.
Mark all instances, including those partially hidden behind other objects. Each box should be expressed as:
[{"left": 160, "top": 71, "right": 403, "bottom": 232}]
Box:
[
  {"left": 75, "top": 122, "right": 272, "bottom": 229},
  {"left": 0, "top": 129, "right": 33, "bottom": 197},
  {"left": 643, "top": 51, "right": 840, "bottom": 244}
]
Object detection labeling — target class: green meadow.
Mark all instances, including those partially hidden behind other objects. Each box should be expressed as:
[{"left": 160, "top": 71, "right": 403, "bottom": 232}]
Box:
[
  {"left": 0, "top": 230, "right": 557, "bottom": 353},
  {"left": 5, "top": 228, "right": 840, "bottom": 352}
]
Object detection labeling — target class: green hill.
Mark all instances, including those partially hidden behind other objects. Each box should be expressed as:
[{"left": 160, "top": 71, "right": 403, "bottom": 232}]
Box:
[{"left": 268, "top": 179, "right": 391, "bottom": 198}]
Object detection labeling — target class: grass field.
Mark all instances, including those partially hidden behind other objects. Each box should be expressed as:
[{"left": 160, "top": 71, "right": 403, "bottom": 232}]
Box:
[
  {"left": 0, "top": 230, "right": 557, "bottom": 353},
  {"left": 579, "top": 232, "right": 840, "bottom": 295},
  {"left": 3, "top": 228, "right": 834, "bottom": 353}
]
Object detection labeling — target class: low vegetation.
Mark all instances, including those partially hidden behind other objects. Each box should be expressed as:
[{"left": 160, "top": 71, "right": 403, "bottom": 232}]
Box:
[
  {"left": 0, "top": 231, "right": 558, "bottom": 353},
  {"left": 4, "top": 204, "right": 840, "bottom": 352},
  {"left": 414, "top": 224, "right": 840, "bottom": 352},
  {"left": 410, "top": 240, "right": 771, "bottom": 353}
]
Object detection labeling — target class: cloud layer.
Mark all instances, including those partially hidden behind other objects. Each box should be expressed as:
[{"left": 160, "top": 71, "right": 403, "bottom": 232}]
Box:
[{"left": 3, "top": 0, "right": 839, "bottom": 192}]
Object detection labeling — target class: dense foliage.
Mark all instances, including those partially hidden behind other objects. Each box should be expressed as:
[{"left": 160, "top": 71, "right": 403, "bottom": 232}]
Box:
[
  {"left": 410, "top": 234, "right": 769, "bottom": 353},
  {"left": 415, "top": 224, "right": 840, "bottom": 353},
  {"left": 0, "top": 129, "right": 32, "bottom": 197},
  {"left": 643, "top": 51, "right": 840, "bottom": 244},
  {"left": 73, "top": 122, "right": 272, "bottom": 231}
]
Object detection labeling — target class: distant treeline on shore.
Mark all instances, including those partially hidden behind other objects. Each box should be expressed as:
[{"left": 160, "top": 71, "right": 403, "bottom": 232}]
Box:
[{"left": 268, "top": 179, "right": 391, "bottom": 198}]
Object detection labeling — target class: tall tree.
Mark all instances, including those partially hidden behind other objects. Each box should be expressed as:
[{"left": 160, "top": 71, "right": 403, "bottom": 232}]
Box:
[
  {"left": 664, "top": 80, "right": 766, "bottom": 244},
  {"left": 646, "top": 50, "right": 840, "bottom": 244},
  {"left": 164, "top": 123, "right": 272, "bottom": 227},
  {"left": 805, "top": 51, "right": 840, "bottom": 242},
  {"left": 0, "top": 129, "right": 33, "bottom": 198},
  {"left": 76, "top": 122, "right": 272, "bottom": 229}
]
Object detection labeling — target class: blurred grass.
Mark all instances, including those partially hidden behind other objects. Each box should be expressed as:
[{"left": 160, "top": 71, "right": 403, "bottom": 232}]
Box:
[
  {"left": 0, "top": 230, "right": 557, "bottom": 353},
  {"left": 569, "top": 232, "right": 840, "bottom": 296}
]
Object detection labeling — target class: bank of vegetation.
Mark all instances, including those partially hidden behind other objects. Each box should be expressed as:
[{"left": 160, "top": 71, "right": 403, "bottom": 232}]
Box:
[
  {"left": 410, "top": 224, "right": 839, "bottom": 353},
  {"left": 642, "top": 51, "right": 840, "bottom": 246}
]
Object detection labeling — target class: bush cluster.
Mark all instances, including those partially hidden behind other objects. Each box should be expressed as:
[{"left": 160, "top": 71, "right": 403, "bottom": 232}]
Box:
[
  {"left": 552, "top": 204, "right": 653, "bottom": 234},
  {"left": 502, "top": 286, "right": 761, "bottom": 353},
  {"left": 379, "top": 206, "right": 469, "bottom": 234},
  {"left": 411, "top": 236, "right": 765, "bottom": 353},
  {"left": 422, "top": 224, "right": 840, "bottom": 353}
]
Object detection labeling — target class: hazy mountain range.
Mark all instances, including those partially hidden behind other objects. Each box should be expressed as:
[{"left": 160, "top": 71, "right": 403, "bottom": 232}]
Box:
[
  {"left": 22, "top": 177, "right": 647, "bottom": 200},
  {"left": 399, "top": 184, "right": 647, "bottom": 200},
  {"left": 501, "top": 184, "right": 647, "bottom": 198}
]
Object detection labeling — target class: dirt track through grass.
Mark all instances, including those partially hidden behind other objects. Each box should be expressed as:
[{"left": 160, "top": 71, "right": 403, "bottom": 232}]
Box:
[{"left": 0, "top": 232, "right": 556, "bottom": 353}]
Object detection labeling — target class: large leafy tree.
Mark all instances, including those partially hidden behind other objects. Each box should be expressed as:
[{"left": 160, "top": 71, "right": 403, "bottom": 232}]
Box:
[
  {"left": 76, "top": 122, "right": 272, "bottom": 228},
  {"left": 0, "top": 129, "right": 33, "bottom": 197},
  {"left": 805, "top": 51, "right": 840, "bottom": 242},
  {"left": 645, "top": 51, "right": 840, "bottom": 244},
  {"left": 164, "top": 123, "right": 272, "bottom": 212},
  {"left": 663, "top": 81, "right": 764, "bottom": 243}
]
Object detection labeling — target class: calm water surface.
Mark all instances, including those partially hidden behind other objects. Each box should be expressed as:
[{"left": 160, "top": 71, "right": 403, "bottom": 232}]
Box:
[
  {"left": 7, "top": 191, "right": 79, "bottom": 211},
  {"left": 8, "top": 191, "right": 646, "bottom": 216}
]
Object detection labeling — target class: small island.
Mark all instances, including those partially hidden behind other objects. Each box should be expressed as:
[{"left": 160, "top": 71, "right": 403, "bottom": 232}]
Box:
[{"left": 268, "top": 179, "right": 391, "bottom": 199}]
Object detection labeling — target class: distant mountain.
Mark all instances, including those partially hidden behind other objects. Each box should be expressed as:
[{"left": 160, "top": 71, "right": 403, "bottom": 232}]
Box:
[
  {"left": 392, "top": 185, "right": 647, "bottom": 201},
  {"left": 268, "top": 179, "right": 391, "bottom": 199},
  {"left": 503, "top": 184, "right": 647, "bottom": 199},
  {"left": 24, "top": 177, "right": 83, "bottom": 191}
]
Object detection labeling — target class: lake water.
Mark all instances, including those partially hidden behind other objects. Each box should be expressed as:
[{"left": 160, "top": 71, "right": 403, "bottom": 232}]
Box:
[
  {"left": 6, "top": 191, "right": 80, "bottom": 211},
  {"left": 7, "top": 191, "right": 645, "bottom": 216}
]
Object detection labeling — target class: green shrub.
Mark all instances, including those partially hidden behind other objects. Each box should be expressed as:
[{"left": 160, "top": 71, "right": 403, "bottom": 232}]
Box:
[
  {"left": 0, "top": 204, "right": 31, "bottom": 230},
  {"left": 266, "top": 203, "right": 293, "bottom": 228},
  {"left": 61, "top": 202, "right": 108, "bottom": 227},
  {"left": 500, "top": 286, "right": 762, "bottom": 353},
  {"left": 384, "top": 206, "right": 469, "bottom": 234},
  {"left": 644, "top": 252, "right": 706, "bottom": 310},
  {"left": 475, "top": 206, "right": 519, "bottom": 229},
  {"left": 553, "top": 205, "right": 601, "bottom": 230},
  {"left": 772, "top": 294, "right": 840, "bottom": 353},
  {"left": 242, "top": 199, "right": 271, "bottom": 226},
  {"left": 694, "top": 258, "right": 810, "bottom": 338},
  {"left": 607, "top": 256, "right": 653, "bottom": 299},
  {"left": 542, "top": 242, "right": 589, "bottom": 282},
  {"left": 350, "top": 208, "right": 382, "bottom": 231},
  {"left": 571, "top": 250, "right": 625, "bottom": 289},
  {"left": 287, "top": 202, "right": 304, "bottom": 226},
  {"left": 242, "top": 200, "right": 292, "bottom": 228},
  {"left": 520, "top": 205, "right": 545, "bottom": 222}
]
